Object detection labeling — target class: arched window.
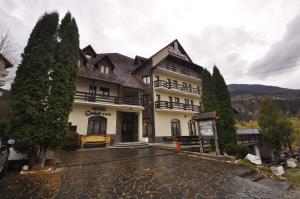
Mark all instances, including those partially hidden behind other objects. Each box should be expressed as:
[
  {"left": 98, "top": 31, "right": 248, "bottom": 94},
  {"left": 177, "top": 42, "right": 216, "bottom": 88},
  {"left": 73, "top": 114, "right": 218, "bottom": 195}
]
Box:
[
  {"left": 87, "top": 116, "right": 107, "bottom": 135},
  {"left": 188, "top": 120, "right": 197, "bottom": 136},
  {"left": 171, "top": 119, "right": 181, "bottom": 137}
]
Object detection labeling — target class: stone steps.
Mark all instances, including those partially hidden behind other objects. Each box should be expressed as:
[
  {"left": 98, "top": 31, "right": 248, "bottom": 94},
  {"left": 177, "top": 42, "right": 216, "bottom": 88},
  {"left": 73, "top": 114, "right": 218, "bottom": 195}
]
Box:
[{"left": 112, "top": 142, "right": 149, "bottom": 148}]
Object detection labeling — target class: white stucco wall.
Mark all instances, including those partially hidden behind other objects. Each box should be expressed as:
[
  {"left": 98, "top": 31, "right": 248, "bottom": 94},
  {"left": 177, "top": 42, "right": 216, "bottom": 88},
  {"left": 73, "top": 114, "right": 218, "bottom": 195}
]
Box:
[{"left": 69, "top": 103, "right": 117, "bottom": 135}]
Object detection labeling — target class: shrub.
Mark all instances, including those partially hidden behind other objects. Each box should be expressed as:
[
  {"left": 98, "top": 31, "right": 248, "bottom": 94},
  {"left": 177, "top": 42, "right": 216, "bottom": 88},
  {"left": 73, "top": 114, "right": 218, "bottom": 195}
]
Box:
[
  {"left": 225, "top": 144, "right": 250, "bottom": 158},
  {"left": 61, "top": 132, "right": 81, "bottom": 150}
]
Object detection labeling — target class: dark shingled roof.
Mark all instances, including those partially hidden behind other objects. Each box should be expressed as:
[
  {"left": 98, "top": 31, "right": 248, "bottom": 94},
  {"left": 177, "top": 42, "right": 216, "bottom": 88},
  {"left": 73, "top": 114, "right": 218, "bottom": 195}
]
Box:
[{"left": 79, "top": 52, "right": 146, "bottom": 90}]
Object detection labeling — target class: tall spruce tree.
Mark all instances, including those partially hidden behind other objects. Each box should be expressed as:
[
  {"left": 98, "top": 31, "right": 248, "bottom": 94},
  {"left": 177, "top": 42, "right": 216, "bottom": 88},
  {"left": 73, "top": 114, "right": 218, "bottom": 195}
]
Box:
[
  {"left": 212, "top": 66, "right": 236, "bottom": 152},
  {"left": 7, "top": 12, "right": 59, "bottom": 167},
  {"left": 47, "top": 12, "right": 79, "bottom": 155},
  {"left": 201, "top": 68, "right": 216, "bottom": 112}
]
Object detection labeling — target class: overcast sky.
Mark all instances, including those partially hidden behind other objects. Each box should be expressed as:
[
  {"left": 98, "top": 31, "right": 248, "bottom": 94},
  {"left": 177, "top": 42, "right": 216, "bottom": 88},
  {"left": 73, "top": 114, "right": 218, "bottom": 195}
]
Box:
[{"left": 1, "top": 0, "right": 300, "bottom": 89}]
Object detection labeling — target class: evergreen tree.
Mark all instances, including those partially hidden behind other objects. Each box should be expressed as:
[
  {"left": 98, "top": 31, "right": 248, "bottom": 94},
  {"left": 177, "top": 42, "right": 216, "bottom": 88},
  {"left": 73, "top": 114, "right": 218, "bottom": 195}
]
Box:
[
  {"left": 47, "top": 12, "right": 79, "bottom": 153},
  {"left": 258, "top": 97, "right": 294, "bottom": 154},
  {"left": 201, "top": 68, "right": 216, "bottom": 112},
  {"left": 212, "top": 66, "right": 236, "bottom": 152},
  {"left": 7, "top": 12, "right": 59, "bottom": 167}
]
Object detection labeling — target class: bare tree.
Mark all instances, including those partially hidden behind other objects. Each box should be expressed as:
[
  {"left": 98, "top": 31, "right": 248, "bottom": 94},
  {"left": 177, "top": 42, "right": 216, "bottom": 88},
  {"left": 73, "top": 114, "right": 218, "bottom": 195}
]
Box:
[{"left": 0, "top": 29, "right": 18, "bottom": 88}]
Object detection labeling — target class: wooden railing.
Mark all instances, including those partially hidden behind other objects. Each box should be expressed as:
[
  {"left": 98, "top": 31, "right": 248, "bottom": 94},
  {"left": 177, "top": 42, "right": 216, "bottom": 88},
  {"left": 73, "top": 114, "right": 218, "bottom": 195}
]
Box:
[
  {"left": 153, "top": 80, "right": 201, "bottom": 95},
  {"left": 237, "top": 134, "right": 261, "bottom": 144},
  {"left": 75, "top": 91, "right": 142, "bottom": 106},
  {"left": 155, "top": 100, "right": 203, "bottom": 112}
]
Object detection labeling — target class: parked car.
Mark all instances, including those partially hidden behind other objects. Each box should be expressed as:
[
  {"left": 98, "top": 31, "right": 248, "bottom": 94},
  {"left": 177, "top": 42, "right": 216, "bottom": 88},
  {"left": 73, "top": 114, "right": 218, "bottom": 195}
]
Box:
[{"left": 0, "top": 138, "right": 14, "bottom": 179}]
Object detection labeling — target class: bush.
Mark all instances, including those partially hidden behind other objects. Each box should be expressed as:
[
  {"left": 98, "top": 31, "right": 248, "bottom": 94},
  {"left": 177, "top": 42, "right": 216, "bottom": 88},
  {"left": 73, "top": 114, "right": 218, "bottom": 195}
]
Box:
[
  {"left": 225, "top": 144, "right": 250, "bottom": 158},
  {"left": 61, "top": 132, "right": 81, "bottom": 150}
]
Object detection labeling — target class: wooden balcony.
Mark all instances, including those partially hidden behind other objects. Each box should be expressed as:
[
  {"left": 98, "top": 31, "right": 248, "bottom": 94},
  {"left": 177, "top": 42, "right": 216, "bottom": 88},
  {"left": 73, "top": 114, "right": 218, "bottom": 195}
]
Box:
[
  {"left": 75, "top": 91, "right": 143, "bottom": 106},
  {"left": 154, "top": 80, "right": 201, "bottom": 96},
  {"left": 155, "top": 100, "right": 203, "bottom": 113}
]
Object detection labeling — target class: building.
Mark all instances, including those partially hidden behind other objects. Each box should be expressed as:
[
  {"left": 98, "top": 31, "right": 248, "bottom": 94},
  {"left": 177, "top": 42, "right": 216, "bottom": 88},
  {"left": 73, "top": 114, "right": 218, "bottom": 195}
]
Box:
[
  {"left": 236, "top": 128, "right": 261, "bottom": 158},
  {"left": 68, "top": 40, "right": 203, "bottom": 145},
  {"left": 0, "top": 53, "right": 13, "bottom": 89}
]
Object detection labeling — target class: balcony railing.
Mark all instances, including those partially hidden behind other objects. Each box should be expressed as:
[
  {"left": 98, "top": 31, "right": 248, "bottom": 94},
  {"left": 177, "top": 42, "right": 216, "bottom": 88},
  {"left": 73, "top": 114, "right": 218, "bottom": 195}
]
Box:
[
  {"left": 153, "top": 80, "right": 201, "bottom": 95},
  {"left": 155, "top": 100, "right": 203, "bottom": 112},
  {"left": 75, "top": 91, "right": 142, "bottom": 106}
]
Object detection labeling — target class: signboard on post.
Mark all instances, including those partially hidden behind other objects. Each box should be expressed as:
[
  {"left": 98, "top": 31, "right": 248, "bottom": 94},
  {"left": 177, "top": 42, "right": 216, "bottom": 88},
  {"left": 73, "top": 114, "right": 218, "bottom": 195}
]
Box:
[
  {"left": 192, "top": 111, "right": 220, "bottom": 155},
  {"left": 199, "top": 120, "right": 214, "bottom": 136}
]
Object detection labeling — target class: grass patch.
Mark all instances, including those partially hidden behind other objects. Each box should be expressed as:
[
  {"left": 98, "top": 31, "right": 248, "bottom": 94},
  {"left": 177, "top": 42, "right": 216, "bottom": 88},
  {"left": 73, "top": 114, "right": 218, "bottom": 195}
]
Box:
[{"left": 285, "top": 164, "right": 300, "bottom": 184}]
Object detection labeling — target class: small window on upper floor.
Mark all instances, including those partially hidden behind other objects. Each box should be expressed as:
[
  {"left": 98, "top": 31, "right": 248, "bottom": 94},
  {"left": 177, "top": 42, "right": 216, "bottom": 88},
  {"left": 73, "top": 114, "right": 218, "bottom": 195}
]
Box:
[
  {"left": 166, "top": 63, "right": 170, "bottom": 70},
  {"left": 143, "top": 76, "right": 150, "bottom": 84},
  {"left": 85, "top": 53, "right": 92, "bottom": 60},
  {"left": 170, "top": 65, "right": 176, "bottom": 72},
  {"left": 100, "top": 65, "right": 110, "bottom": 74},
  {"left": 99, "top": 87, "right": 110, "bottom": 96}
]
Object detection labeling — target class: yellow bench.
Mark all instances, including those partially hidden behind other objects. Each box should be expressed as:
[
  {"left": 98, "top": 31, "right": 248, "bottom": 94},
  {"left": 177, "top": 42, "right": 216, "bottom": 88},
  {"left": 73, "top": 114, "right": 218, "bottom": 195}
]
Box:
[{"left": 81, "top": 135, "right": 110, "bottom": 148}]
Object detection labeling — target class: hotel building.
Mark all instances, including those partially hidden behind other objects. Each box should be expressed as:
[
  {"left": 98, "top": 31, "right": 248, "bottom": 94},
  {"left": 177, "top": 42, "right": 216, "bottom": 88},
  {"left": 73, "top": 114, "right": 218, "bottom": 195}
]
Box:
[{"left": 68, "top": 40, "right": 203, "bottom": 145}]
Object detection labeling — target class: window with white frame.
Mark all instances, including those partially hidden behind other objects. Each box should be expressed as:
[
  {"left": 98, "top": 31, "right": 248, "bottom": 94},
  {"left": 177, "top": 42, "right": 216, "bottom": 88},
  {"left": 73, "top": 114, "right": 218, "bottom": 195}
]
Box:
[{"left": 142, "top": 76, "right": 150, "bottom": 84}]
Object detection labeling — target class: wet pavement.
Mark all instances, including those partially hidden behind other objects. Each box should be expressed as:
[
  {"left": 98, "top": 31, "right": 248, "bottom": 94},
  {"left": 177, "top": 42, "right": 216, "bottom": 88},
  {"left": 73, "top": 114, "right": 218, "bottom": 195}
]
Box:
[{"left": 0, "top": 147, "right": 297, "bottom": 199}]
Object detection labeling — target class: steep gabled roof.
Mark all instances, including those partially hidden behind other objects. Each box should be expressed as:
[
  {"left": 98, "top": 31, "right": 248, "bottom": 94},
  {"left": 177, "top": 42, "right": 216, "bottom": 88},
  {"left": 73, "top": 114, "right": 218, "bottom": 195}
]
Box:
[
  {"left": 81, "top": 45, "right": 97, "bottom": 57},
  {"left": 149, "top": 39, "right": 193, "bottom": 63},
  {"left": 0, "top": 53, "right": 13, "bottom": 68},
  {"left": 133, "top": 39, "right": 200, "bottom": 74}
]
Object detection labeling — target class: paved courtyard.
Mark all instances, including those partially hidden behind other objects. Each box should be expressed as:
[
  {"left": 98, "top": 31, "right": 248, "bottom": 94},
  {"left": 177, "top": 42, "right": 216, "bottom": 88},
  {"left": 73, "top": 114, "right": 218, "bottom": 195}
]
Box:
[{"left": 0, "top": 147, "right": 298, "bottom": 199}]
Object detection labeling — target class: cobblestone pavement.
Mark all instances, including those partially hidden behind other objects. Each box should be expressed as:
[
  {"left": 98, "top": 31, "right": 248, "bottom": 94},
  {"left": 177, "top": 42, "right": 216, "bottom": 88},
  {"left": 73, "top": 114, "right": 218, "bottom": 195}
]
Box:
[{"left": 0, "top": 147, "right": 297, "bottom": 199}]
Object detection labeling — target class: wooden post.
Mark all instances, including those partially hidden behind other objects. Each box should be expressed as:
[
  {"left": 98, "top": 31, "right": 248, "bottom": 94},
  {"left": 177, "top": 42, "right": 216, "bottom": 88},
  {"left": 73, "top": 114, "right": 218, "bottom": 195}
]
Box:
[
  {"left": 198, "top": 122, "right": 204, "bottom": 153},
  {"left": 213, "top": 120, "right": 220, "bottom": 155}
]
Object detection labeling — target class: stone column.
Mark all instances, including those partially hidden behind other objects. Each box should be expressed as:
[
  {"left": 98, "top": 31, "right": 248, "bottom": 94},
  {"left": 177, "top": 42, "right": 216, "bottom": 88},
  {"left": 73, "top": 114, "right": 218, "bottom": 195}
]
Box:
[
  {"left": 254, "top": 144, "right": 261, "bottom": 159},
  {"left": 138, "top": 110, "right": 143, "bottom": 142}
]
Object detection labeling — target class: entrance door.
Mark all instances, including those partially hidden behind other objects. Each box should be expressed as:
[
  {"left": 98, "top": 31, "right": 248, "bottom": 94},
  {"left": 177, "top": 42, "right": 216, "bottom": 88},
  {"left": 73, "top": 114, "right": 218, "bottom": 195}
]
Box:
[{"left": 121, "top": 112, "right": 138, "bottom": 142}]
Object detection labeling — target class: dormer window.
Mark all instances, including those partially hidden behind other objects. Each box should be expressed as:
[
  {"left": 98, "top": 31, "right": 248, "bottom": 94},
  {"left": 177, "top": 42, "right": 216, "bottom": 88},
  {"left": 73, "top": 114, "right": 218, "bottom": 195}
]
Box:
[
  {"left": 100, "top": 65, "right": 110, "bottom": 74},
  {"left": 85, "top": 53, "right": 92, "bottom": 60}
]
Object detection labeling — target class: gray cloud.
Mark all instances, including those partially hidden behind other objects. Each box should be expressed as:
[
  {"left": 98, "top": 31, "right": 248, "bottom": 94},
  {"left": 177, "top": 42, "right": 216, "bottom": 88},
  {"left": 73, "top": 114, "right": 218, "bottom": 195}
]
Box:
[
  {"left": 248, "top": 14, "right": 300, "bottom": 78},
  {"left": 1, "top": 0, "right": 300, "bottom": 89},
  {"left": 183, "top": 25, "right": 264, "bottom": 75}
]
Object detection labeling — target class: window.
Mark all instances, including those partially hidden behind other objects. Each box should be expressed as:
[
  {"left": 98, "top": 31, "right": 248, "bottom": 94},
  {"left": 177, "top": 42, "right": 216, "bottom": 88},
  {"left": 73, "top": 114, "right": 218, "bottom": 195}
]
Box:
[
  {"left": 143, "top": 76, "right": 150, "bottom": 84},
  {"left": 105, "top": 66, "right": 110, "bottom": 74},
  {"left": 99, "top": 87, "right": 109, "bottom": 96},
  {"left": 85, "top": 53, "right": 92, "bottom": 59},
  {"left": 172, "top": 80, "right": 178, "bottom": 89},
  {"left": 171, "top": 119, "right": 181, "bottom": 137},
  {"left": 100, "top": 65, "right": 105, "bottom": 73},
  {"left": 88, "top": 85, "right": 96, "bottom": 101},
  {"left": 156, "top": 95, "right": 160, "bottom": 101},
  {"left": 87, "top": 116, "right": 107, "bottom": 135},
  {"left": 166, "top": 63, "right": 170, "bottom": 70},
  {"left": 100, "top": 65, "right": 110, "bottom": 74},
  {"left": 170, "top": 64, "right": 176, "bottom": 71},
  {"left": 184, "top": 99, "right": 189, "bottom": 110},
  {"left": 174, "top": 97, "right": 180, "bottom": 106},
  {"left": 189, "top": 84, "right": 192, "bottom": 92},
  {"left": 168, "top": 96, "right": 173, "bottom": 109},
  {"left": 167, "top": 79, "right": 171, "bottom": 89},
  {"left": 183, "top": 83, "right": 187, "bottom": 91},
  {"left": 191, "top": 100, "right": 194, "bottom": 111},
  {"left": 188, "top": 120, "right": 197, "bottom": 136}
]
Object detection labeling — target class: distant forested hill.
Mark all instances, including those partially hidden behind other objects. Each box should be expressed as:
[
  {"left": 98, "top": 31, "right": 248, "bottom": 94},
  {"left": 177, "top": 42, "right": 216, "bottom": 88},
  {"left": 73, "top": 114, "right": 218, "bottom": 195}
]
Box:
[{"left": 228, "top": 84, "right": 300, "bottom": 121}]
